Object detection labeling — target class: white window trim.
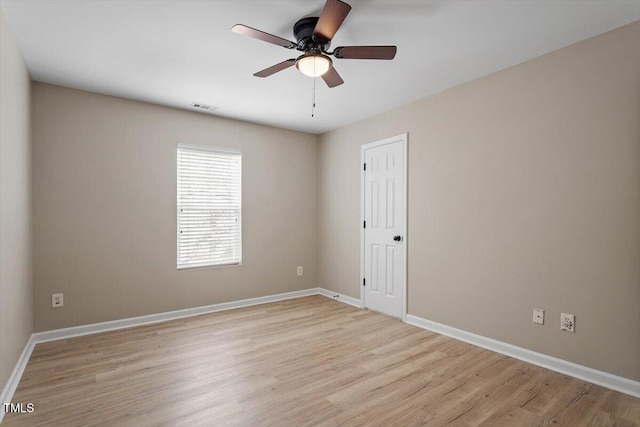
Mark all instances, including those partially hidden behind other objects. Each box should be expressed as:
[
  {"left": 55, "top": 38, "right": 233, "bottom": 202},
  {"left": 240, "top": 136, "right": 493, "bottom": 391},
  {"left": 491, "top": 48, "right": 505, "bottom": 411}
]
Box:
[{"left": 176, "top": 143, "right": 242, "bottom": 270}]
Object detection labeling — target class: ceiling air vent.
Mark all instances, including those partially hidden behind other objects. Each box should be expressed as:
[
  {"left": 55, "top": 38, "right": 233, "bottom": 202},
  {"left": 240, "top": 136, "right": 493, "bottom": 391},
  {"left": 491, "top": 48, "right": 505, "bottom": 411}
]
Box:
[{"left": 190, "top": 102, "right": 220, "bottom": 114}]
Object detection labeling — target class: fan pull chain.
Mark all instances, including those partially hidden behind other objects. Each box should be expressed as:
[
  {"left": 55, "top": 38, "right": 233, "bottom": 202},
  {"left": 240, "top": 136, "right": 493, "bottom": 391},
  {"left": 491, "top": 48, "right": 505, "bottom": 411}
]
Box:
[
  {"left": 311, "top": 58, "right": 317, "bottom": 118},
  {"left": 312, "top": 77, "right": 316, "bottom": 117}
]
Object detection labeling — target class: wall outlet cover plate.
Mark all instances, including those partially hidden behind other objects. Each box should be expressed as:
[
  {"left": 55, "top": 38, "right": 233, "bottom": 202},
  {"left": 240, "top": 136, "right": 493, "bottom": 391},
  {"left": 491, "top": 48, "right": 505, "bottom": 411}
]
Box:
[
  {"left": 533, "top": 308, "right": 544, "bottom": 325},
  {"left": 560, "top": 313, "right": 575, "bottom": 332},
  {"left": 52, "top": 293, "right": 64, "bottom": 308}
]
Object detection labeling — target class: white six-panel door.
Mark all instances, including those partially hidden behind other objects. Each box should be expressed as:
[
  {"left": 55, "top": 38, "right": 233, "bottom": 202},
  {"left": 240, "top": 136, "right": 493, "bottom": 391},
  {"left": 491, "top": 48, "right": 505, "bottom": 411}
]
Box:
[{"left": 361, "top": 134, "right": 407, "bottom": 319}]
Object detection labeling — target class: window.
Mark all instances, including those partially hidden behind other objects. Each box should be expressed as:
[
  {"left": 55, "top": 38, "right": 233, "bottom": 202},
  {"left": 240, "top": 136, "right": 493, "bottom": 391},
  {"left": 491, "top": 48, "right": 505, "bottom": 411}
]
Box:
[{"left": 177, "top": 144, "right": 242, "bottom": 269}]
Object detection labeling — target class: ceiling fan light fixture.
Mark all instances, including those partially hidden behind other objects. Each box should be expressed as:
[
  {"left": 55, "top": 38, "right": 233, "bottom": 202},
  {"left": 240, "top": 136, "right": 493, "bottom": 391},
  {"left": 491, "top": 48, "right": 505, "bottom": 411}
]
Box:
[{"left": 296, "top": 53, "right": 332, "bottom": 77}]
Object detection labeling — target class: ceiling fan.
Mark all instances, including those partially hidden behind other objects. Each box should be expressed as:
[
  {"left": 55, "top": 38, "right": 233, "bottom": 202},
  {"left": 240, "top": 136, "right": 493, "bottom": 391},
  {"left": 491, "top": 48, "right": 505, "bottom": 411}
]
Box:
[{"left": 231, "top": 0, "right": 397, "bottom": 88}]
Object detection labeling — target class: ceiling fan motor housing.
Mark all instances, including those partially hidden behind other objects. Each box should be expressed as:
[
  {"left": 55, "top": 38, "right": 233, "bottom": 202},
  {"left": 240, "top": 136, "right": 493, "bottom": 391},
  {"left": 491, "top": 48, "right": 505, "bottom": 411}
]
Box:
[{"left": 293, "top": 17, "right": 331, "bottom": 52}]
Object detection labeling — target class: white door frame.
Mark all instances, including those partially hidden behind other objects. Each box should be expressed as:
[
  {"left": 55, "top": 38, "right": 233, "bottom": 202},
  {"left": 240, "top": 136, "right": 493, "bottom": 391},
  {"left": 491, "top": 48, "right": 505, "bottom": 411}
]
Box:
[{"left": 360, "top": 133, "right": 408, "bottom": 321}]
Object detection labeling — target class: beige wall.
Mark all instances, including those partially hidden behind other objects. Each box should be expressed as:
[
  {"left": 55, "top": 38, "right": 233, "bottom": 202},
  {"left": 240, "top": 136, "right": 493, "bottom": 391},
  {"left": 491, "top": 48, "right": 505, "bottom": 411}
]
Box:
[
  {"left": 32, "top": 83, "right": 317, "bottom": 331},
  {"left": 318, "top": 22, "right": 640, "bottom": 381},
  {"left": 0, "top": 10, "right": 32, "bottom": 391}
]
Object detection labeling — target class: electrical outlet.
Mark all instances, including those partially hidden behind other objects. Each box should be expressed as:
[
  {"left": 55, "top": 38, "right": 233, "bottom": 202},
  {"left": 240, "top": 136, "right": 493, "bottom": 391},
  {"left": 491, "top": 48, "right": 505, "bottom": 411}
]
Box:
[
  {"left": 297, "top": 266, "right": 303, "bottom": 276},
  {"left": 560, "top": 313, "right": 575, "bottom": 332},
  {"left": 52, "top": 293, "right": 64, "bottom": 308},
  {"left": 533, "top": 308, "right": 544, "bottom": 325}
]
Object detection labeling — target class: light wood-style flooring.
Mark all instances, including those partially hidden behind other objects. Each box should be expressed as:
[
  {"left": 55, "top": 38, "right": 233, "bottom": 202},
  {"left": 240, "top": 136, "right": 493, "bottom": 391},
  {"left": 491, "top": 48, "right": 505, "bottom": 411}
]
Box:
[{"left": 4, "top": 295, "right": 639, "bottom": 426}]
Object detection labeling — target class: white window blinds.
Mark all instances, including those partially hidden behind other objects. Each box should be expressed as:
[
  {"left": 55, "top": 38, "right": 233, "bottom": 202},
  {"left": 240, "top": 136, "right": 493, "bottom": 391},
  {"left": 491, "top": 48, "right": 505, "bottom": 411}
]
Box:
[{"left": 177, "top": 144, "right": 242, "bottom": 269}]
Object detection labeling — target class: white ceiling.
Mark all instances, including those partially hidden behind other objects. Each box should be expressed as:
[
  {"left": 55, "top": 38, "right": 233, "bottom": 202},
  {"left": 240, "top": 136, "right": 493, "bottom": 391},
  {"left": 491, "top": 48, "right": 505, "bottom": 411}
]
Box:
[{"left": 1, "top": 1, "right": 639, "bottom": 134}]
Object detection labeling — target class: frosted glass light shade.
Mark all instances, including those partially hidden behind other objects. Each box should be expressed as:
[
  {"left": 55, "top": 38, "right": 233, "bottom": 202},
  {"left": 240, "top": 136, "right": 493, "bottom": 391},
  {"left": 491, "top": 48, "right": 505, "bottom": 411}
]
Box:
[{"left": 296, "top": 54, "right": 332, "bottom": 77}]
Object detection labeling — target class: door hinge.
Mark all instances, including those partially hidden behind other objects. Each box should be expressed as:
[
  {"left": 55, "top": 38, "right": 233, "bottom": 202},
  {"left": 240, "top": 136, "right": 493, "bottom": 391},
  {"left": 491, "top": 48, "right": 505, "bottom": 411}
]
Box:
[
  {"left": 363, "top": 163, "right": 366, "bottom": 171},
  {"left": 363, "top": 278, "right": 366, "bottom": 287},
  {"left": 363, "top": 220, "right": 366, "bottom": 228}
]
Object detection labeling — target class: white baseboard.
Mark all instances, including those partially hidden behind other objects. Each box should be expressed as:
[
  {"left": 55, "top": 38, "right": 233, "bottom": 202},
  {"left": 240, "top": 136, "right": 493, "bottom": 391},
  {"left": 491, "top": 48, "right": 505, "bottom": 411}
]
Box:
[
  {"left": 317, "top": 288, "right": 362, "bottom": 308},
  {"left": 33, "top": 288, "right": 319, "bottom": 343},
  {"left": 406, "top": 314, "right": 640, "bottom": 399},
  {"left": 0, "top": 335, "right": 36, "bottom": 423},
  {"left": 3, "top": 288, "right": 637, "bottom": 422}
]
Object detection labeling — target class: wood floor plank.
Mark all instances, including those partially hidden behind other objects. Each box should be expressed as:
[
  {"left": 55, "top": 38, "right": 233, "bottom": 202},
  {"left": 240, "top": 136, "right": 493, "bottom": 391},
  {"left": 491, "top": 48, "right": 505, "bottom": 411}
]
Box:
[{"left": 3, "top": 295, "right": 639, "bottom": 426}]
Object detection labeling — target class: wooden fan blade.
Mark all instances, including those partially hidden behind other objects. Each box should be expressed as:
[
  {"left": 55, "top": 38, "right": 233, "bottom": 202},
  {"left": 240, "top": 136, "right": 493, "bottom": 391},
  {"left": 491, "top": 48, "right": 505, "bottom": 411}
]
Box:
[
  {"left": 254, "top": 59, "right": 296, "bottom": 77},
  {"left": 322, "top": 66, "right": 344, "bottom": 88},
  {"left": 333, "top": 46, "right": 397, "bottom": 60},
  {"left": 232, "top": 24, "right": 296, "bottom": 49},
  {"left": 313, "top": 0, "right": 352, "bottom": 41}
]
